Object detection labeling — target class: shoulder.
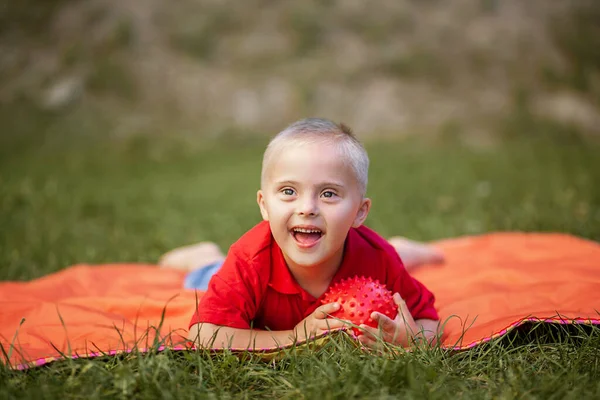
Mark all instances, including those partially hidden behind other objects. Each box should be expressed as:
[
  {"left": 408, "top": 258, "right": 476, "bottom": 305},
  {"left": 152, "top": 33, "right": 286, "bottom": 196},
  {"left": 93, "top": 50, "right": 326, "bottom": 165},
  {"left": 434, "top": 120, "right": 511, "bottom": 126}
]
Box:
[
  {"left": 193, "top": 221, "right": 275, "bottom": 329},
  {"left": 342, "top": 224, "right": 400, "bottom": 267},
  {"left": 348, "top": 225, "right": 407, "bottom": 274},
  {"left": 229, "top": 220, "right": 273, "bottom": 265},
  {"left": 208, "top": 221, "right": 273, "bottom": 301},
  {"left": 352, "top": 225, "right": 397, "bottom": 257}
]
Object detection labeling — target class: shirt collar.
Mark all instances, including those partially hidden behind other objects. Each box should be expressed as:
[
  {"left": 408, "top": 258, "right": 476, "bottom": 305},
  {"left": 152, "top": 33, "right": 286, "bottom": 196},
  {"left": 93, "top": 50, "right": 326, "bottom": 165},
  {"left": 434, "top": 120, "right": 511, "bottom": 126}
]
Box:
[
  {"left": 328, "top": 228, "right": 362, "bottom": 285},
  {"left": 268, "top": 240, "right": 304, "bottom": 295},
  {"left": 267, "top": 229, "right": 361, "bottom": 298}
]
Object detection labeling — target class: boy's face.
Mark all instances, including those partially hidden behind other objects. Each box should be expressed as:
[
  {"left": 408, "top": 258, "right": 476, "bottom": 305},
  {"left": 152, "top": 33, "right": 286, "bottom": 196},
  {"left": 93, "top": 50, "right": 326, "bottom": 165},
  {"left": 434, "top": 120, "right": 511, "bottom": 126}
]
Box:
[{"left": 257, "top": 140, "right": 371, "bottom": 276}]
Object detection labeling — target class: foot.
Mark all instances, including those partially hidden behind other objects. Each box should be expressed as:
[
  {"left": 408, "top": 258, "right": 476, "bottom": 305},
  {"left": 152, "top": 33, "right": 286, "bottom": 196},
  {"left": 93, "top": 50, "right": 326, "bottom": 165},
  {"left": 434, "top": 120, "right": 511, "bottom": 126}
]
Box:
[
  {"left": 158, "top": 242, "right": 225, "bottom": 271},
  {"left": 387, "top": 237, "right": 445, "bottom": 271}
]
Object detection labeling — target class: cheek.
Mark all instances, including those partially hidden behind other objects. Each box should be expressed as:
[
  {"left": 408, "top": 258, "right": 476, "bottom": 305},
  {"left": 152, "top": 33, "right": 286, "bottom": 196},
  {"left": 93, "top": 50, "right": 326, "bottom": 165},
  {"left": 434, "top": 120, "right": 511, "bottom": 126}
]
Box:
[
  {"left": 268, "top": 202, "right": 293, "bottom": 221},
  {"left": 325, "top": 203, "right": 359, "bottom": 226}
]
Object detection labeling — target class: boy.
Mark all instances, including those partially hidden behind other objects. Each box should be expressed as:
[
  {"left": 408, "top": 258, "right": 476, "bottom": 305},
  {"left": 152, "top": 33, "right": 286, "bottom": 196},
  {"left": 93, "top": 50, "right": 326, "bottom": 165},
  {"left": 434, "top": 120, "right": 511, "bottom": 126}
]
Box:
[{"left": 183, "top": 118, "right": 441, "bottom": 349}]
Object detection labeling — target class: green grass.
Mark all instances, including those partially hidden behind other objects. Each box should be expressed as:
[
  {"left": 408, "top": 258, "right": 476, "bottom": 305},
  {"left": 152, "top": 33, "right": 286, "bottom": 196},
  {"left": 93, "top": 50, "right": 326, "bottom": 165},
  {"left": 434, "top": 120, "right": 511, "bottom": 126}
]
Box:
[
  {"left": 0, "top": 110, "right": 599, "bottom": 397},
  {"left": 1, "top": 324, "right": 599, "bottom": 398}
]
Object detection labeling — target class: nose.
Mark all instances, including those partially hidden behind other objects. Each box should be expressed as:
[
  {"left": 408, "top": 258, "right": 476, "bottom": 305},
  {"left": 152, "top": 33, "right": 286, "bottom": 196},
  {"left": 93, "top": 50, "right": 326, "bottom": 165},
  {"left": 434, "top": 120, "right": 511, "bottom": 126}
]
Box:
[{"left": 297, "top": 194, "right": 319, "bottom": 216}]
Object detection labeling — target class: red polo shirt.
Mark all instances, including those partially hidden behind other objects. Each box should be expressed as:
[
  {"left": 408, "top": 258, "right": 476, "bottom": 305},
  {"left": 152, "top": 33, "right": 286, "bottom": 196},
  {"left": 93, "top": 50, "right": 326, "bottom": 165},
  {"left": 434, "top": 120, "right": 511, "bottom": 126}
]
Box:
[{"left": 189, "top": 221, "right": 438, "bottom": 331}]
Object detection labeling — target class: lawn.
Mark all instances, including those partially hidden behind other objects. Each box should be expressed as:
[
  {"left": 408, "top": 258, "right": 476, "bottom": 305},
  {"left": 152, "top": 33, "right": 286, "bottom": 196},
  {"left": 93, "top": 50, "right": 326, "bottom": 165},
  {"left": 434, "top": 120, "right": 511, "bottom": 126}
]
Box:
[{"left": 1, "top": 110, "right": 599, "bottom": 398}]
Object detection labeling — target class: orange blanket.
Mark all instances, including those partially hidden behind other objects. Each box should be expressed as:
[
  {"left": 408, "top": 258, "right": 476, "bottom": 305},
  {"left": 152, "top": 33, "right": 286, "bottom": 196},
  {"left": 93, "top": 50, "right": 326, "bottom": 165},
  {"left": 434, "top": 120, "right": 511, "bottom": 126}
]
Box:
[{"left": 1, "top": 232, "right": 599, "bottom": 369}]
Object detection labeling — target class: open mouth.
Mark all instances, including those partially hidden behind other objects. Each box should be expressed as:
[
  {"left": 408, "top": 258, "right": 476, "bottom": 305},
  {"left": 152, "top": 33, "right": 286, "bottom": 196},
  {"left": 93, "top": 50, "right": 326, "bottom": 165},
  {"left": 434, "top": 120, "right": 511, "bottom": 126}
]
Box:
[{"left": 291, "top": 227, "right": 323, "bottom": 247}]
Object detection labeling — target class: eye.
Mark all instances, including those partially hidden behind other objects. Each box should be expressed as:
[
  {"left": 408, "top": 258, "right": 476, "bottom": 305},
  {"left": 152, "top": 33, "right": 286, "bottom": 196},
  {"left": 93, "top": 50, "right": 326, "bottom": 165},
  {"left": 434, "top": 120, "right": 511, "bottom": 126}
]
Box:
[
  {"left": 322, "top": 190, "right": 336, "bottom": 198},
  {"left": 282, "top": 188, "right": 295, "bottom": 196}
]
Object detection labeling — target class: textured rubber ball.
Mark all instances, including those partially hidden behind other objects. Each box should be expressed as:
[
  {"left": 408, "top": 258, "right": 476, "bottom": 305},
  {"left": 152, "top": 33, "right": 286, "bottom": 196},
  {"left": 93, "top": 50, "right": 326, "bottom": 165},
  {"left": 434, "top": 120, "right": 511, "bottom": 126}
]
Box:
[{"left": 322, "top": 276, "right": 397, "bottom": 335}]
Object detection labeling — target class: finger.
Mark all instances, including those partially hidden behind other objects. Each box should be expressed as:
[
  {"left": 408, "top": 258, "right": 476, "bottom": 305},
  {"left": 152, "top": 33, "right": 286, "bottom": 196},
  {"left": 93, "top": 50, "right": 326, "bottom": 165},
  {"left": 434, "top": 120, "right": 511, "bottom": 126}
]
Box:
[
  {"left": 362, "top": 320, "right": 401, "bottom": 345},
  {"left": 315, "top": 302, "right": 340, "bottom": 319},
  {"left": 393, "top": 293, "right": 414, "bottom": 323},
  {"left": 318, "top": 318, "right": 347, "bottom": 331},
  {"left": 357, "top": 333, "right": 376, "bottom": 348},
  {"left": 358, "top": 324, "right": 380, "bottom": 341},
  {"left": 392, "top": 293, "right": 418, "bottom": 335},
  {"left": 393, "top": 292, "right": 406, "bottom": 310},
  {"left": 370, "top": 311, "right": 397, "bottom": 332}
]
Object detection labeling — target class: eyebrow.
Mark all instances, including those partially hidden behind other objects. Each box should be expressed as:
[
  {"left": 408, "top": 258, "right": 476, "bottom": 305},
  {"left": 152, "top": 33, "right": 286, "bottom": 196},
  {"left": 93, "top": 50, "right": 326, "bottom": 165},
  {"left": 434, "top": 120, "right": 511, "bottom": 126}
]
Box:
[{"left": 274, "top": 180, "right": 346, "bottom": 189}]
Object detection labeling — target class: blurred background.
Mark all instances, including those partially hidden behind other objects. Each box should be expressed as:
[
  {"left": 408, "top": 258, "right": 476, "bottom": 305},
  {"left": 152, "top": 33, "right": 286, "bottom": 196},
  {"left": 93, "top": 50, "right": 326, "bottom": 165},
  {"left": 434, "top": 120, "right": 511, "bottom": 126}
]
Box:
[
  {"left": 1, "top": 0, "right": 599, "bottom": 138},
  {"left": 0, "top": 0, "right": 599, "bottom": 280}
]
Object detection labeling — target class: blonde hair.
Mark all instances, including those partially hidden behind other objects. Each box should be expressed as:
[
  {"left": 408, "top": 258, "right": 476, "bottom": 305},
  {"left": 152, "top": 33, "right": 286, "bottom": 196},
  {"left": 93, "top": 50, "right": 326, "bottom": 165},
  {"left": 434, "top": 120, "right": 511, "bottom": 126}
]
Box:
[{"left": 261, "top": 118, "right": 369, "bottom": 196}]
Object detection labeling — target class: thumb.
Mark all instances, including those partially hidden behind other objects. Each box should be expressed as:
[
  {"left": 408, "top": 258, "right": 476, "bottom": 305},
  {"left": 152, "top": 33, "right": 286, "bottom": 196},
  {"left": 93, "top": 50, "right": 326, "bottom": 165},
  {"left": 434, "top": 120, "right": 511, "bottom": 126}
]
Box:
[
  {"left": 393, "top": 293, "right": 409, "bottom": 315},
  {"left": 392, "top": 292, "right": 417, "bottom": 331},
  {"left": 371, "top": 311, "right": 396, "bottom": 331},
  {"left": 316, "top": 302, "right": 340, "bottom": 319}
]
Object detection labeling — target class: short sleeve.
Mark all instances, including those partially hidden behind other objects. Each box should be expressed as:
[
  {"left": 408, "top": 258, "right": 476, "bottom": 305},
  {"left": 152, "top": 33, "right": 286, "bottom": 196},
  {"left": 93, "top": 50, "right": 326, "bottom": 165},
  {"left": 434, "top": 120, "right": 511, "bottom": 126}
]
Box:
[
  {"left": 386, "top": 249, "right": 439, "bottom": 321},
  {"left": 188, "top": 244, "right": 267, "bottom": 329}
]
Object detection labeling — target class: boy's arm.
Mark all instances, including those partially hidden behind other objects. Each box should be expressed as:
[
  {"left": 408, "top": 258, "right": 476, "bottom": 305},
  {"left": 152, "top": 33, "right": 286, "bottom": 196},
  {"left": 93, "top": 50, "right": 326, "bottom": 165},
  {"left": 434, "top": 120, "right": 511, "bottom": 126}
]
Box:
[
  {"left": 188, "top": 302, "right": 347, "bottom": 349},
  {"left": 415, "top": 318, "right": 440, "bottom": 344},
  {"left": 188, "top": 323, "right": 296, "bottom": 349}
]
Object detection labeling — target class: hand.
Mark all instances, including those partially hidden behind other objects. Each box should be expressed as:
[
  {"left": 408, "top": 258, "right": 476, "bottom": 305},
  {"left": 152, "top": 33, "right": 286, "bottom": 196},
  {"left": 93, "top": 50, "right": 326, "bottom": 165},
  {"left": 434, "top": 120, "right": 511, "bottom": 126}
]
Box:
[
  {"left": 292, "top": 302, "right": 347, "bottom": 342},
  {"left": 357, "top": 293, "right": 419, "bottom": 348}
]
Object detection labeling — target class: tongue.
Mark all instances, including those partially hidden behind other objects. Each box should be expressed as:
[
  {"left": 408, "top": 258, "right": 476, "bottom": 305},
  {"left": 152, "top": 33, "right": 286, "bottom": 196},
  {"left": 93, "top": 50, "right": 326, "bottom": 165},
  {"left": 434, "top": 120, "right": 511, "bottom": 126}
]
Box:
[{"left": 295, "top": 232, "right": 321, "bottom": 245}]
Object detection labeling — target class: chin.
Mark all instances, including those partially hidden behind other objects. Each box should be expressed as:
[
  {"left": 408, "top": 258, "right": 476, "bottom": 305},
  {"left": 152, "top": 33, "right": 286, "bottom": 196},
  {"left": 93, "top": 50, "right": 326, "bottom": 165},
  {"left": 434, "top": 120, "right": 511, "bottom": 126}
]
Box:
[
  {"left": 286, "top": 252, "right": 325, "bottom": 268},
  {"left": 295, "top": 251, "right": 336, "bottom": 269},
  {"left": 291, "top": 257, "right": 322, "bottom": 268}
]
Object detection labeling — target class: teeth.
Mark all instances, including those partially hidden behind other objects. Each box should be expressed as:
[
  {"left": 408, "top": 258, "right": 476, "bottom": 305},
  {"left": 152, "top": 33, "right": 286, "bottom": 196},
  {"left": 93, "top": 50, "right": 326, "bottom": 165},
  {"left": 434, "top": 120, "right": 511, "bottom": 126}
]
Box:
[{"left": 293, "top": 228, "right": 321, "bottom": 234}]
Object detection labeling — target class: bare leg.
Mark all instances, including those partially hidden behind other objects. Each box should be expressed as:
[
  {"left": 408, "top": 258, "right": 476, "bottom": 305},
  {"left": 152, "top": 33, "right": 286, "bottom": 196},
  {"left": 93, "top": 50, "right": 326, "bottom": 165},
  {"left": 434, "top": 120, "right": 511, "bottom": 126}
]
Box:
[
  {"left": 158, "top": 242, "right": 225, "bottom": 271},
  {"left": 387, "top": 237, "right": 445, "bottom": 271}
]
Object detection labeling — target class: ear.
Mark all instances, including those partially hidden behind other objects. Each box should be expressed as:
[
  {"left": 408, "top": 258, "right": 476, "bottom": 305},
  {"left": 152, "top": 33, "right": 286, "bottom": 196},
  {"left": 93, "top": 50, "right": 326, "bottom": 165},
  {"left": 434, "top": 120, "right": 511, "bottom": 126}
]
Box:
[
  {"left": 352, "top": 197, "right": 371, "bottom": 228},
  {"left": 257, "top": 190, "right": 269, "bottom": 221}
]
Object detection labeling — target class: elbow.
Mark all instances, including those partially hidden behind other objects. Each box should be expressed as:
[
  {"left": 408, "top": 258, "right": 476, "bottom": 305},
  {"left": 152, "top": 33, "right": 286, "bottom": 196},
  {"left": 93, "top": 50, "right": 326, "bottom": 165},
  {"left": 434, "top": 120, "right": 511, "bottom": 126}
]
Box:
[
  {"left": 187, "top": 322, "right": 218, "bottom": 347},
  {"left": 415, "top": 319, "right": 441, "bottom": 345}
]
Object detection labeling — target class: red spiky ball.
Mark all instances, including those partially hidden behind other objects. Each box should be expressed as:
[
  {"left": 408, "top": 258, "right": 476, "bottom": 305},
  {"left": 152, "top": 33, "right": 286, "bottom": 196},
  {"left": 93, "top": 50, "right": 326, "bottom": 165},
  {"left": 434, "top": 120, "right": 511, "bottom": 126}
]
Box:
[{"left": 322, "top": 276, "right": 398, "bottom": 336}]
